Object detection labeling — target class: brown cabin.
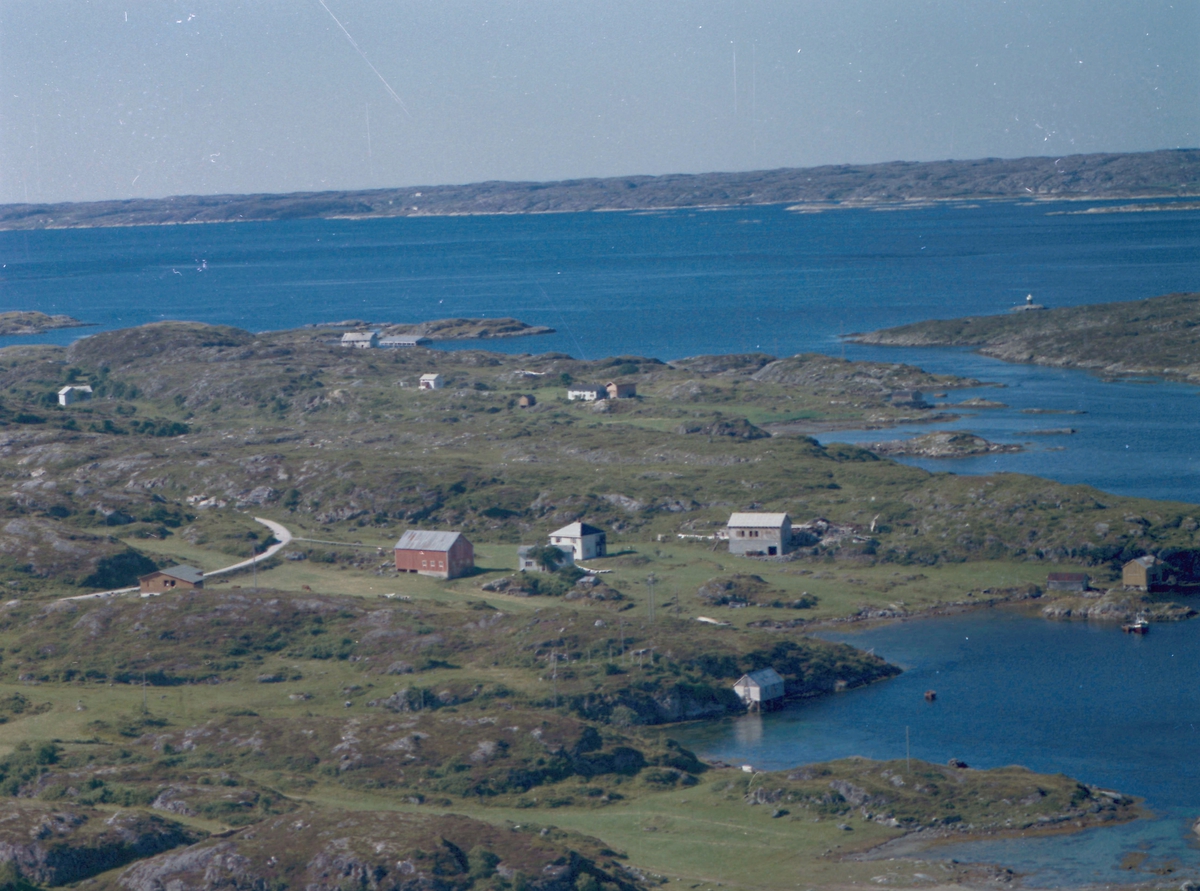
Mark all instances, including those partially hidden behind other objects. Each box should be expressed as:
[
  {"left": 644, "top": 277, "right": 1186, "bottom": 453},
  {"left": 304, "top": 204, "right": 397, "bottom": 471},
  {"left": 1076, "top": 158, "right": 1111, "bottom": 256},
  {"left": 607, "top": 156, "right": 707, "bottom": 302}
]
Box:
[
  {"left": 518, "top": 394, "right": 536, "bottom": 408},
  {"left": 139, "top": 565, "right": 204, "bottom": 594},
  {"left": 606, "top": 381, "right": 636, "bottom": 399},
  {"left": 1123, "top": 556, "right": 1165, "bottom": 591}
]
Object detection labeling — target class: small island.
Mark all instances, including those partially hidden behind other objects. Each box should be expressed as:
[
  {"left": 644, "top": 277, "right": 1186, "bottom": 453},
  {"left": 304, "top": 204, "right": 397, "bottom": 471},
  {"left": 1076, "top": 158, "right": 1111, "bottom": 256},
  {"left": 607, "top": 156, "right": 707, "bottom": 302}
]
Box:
[
  {"left": 382, "top": 317, "right": 555, "bottom": 340},
  {"left": 0, "top": 310, "right": 89, "bottom": 336},
  {"left": 863, "top": 431, "right": 1023, "bottom": 458},
  {"left": 850, "top": 291, "right": 1200, "bottom": 383}
]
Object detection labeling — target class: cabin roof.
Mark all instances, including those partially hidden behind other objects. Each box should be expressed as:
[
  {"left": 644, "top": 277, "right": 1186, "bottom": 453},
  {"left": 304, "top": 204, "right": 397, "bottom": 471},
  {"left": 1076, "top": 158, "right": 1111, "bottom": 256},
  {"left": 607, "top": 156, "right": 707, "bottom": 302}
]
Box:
[
  {"left": 143, "top": 565, "right": 204, "bottom": 584},
  {"left": 735, "top": 668, "right": 784, "bottom": 688}
]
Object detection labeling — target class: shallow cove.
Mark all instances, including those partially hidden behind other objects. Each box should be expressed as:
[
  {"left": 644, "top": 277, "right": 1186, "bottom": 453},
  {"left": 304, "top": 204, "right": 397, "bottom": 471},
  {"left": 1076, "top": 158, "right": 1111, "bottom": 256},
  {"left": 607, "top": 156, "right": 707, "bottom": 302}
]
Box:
[{"left": 671, "top": 609, "right": 1200, "bottom": 885}]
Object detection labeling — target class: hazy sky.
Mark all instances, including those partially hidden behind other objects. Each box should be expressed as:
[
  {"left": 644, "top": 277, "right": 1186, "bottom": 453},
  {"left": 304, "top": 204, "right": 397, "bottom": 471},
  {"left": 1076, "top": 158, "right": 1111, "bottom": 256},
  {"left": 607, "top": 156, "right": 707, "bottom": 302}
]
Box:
[{"left": 2, "top": 1, "right": 1196, "bottom": 204}]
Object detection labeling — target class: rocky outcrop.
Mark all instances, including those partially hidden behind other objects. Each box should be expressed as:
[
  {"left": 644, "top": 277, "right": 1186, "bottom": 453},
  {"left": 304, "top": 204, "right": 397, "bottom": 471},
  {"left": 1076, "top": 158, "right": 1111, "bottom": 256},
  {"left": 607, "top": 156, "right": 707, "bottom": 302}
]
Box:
[
  {"left": 1041, "top": 589, "right": 1196, "bottom": 622},
  {"left": 864, "top": 431, "right": 1022, "bottom": 458},
  {"left": 0, "top": 801, "right": 202, "bottom": 886}
]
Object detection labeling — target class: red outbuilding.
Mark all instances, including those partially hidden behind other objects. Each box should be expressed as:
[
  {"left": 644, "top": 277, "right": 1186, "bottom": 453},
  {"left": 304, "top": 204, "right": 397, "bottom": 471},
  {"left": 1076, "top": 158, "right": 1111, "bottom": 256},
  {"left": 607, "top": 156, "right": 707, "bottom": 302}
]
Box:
[{"left": 394, "top": 530, "right": 474, "bottom": 579}]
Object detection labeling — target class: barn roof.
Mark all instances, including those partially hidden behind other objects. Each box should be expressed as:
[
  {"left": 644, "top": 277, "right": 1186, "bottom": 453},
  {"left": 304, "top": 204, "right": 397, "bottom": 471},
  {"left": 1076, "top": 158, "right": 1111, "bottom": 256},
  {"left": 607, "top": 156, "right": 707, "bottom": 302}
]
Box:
[
  {"left": 1127, "top": 555, "right": 1161, "bottom": 568},
  {"left": 143, "top": 565, "right": 204, "bottom": 584},
  {"left": 395, "top": 530, "right": 466, "bottom": 552},
  {"left": 727, "top": 512, "right": 790, "bottom": 528},
  {"left": 1047, "top": 572, "right": 1088, "bottom": 581},
  {"left": 550, "top": 522, "right": 605, "bottom": 538}
]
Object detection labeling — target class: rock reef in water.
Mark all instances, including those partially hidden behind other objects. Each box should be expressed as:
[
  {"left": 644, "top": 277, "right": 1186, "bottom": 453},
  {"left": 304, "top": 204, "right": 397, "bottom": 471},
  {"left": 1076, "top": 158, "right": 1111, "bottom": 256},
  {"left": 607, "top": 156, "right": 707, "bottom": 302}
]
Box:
[{"left": 864, "top": 431, "right": 1022, "bottom": 458}]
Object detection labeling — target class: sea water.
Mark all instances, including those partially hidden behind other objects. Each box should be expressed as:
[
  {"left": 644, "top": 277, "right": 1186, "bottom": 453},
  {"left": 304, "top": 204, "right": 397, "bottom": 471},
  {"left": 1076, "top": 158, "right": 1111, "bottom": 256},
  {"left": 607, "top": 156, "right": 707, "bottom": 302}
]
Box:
[{"left": 4, "top": 199, "right": 1200, "bottom": 880}]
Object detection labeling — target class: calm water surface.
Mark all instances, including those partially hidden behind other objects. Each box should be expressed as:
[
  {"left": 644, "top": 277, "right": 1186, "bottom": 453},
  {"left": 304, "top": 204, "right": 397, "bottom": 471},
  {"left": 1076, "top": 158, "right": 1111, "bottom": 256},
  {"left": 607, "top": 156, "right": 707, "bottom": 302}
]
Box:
[{"left": 5, "top": 199, "right": 1200, "bottom": 881}]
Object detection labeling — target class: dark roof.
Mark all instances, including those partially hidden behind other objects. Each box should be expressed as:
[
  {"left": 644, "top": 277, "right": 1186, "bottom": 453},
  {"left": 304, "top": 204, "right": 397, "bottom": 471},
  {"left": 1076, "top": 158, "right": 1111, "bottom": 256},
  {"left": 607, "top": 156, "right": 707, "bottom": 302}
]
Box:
[
  {"left": 395, "top": 530, "right": 468, "bottom": 551},
  {"left": 142, "top": 565, "right": 204, "bottom": 584},
  {"left": 1047, "top": 572, "right": 1088, "bottom": 581},
  {"left": 550, "top": 522, "right": 605, "bottom": 537}
]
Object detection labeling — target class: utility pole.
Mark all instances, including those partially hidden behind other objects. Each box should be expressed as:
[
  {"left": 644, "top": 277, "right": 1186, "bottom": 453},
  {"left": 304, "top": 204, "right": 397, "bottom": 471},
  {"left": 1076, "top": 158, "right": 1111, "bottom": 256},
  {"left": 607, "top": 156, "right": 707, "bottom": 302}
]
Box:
[
  {"left": 551, "top": 651, "right": 558, "bottom": 708},
  {"left": 646, "top": 574, "right": 657, "bottom": 623}
]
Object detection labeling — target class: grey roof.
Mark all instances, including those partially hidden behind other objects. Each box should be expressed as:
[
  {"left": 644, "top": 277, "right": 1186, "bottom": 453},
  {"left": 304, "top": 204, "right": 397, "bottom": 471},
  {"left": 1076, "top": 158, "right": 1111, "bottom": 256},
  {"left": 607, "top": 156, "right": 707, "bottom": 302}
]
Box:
[
  {"left": 1129, "top": 555, "right": 1161, "bottom": 567},
  {"left": 737, "top": 668, "right": 785, "bottom": 688},
  {"left": 147, "top": 565, "right": 204, "bottom": 583},
  {"left": 550, "top": 522, "right": 605, "bottom": 538},
  {"left": 379, "top": 335, "right": 429, "bottom": 346},
  {"left": 395, "top": 530, "right": 467, "bottom": 552},
  {"left": 727, "top": 512, "right": 790, "bottom": 528}
]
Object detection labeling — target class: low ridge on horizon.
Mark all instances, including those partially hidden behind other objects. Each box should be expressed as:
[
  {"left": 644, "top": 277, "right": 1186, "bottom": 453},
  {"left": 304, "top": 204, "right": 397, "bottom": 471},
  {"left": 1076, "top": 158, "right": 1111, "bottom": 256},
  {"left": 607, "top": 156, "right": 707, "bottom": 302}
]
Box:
[{"left": 3, "top": 148, "right": 1199, "bottom": 231}]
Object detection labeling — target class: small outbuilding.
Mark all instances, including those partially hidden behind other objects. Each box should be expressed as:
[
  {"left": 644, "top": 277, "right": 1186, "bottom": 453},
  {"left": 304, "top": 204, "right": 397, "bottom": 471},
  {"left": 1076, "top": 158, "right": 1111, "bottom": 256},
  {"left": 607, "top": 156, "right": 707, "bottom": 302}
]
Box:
[
  {"left": 549, "top": 522, "right": 607, "bottom": 561},
  {"left": 1123, "top": 556, "right": 1165, "bottom": 591},
  {"left": 733, "top": 668, "right": 786, "bottom": 710},
  {"left": 139, "top": 565, "right": 204, "bottom": 595},
  {"left": 518, "top": 394, "right": 536, "bottom": 408},
  {"left": 887, "top": 390, "right": 928, "bottom": 408},
  {"left": 517, "top": 544, "right": 574, "bottom": 573},
  {"left": 341, "top": 331, "right": 379, "bottom": 349},
  {"left": 567, "top": 386, "right": 606, "bottom": 402},
  {"left": 379, "top": 335, "right": 430, "bottom": 348},
  {"left": 58, "top": 385, "right": 93, "bottom": 406},
  {"left": 1047, "top": 572, "right": 1089, "bottom": 592},
  {"left": 394, "top": 530, "right": 474, "bottom": 579},
  {"left": 606, "top": 381, "right": 636, "bottom": 399},
  {"left": 419, "top": 374, "right": 444, "bottom": 390},
  {"left": 727, "top": 512, "right": 792, "bottom": 557}
]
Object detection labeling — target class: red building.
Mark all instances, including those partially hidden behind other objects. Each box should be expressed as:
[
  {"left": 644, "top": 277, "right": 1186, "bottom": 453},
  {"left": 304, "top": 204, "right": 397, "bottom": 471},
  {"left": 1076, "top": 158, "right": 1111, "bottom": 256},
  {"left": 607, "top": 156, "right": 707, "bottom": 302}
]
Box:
[{"left": 394, "top": 530, "right": 474, "bottom": 579}]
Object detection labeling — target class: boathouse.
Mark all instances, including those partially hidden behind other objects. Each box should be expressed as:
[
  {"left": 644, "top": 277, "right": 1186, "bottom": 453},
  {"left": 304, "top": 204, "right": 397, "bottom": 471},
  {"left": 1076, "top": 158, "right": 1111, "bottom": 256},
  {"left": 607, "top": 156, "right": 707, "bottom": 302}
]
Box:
[
  {"left": 1046, "top": 572, "right": 1089, "bottom": 592},
  {"left": 733, "top": 668, "right": 785, "bottom": 710},
  {"left": 419, "top": 374, "right": 444, "bottom": 390},
  {"left": 341, "top": 331, "right": 379, "bottom": 349},
  {"left": 606, "top": 381, "right": 636, "bottom": 399},
  {"left": 394, "top": 530, "right": 474, "bottom": 579},
  {"left": 1123, "top": 556, "right": 1165, "bottom": 591},
  {"left": 727, "top": 512, "right": 792, "bottom": 557},
  {"left": 549, "top": 522, "right": 607, "bottom": 561},
  {"left": 139, "top": 565, "right": 204, "bottom": 595},
  {"left": 57, "top": 385, "right": 93, "bottom": 406}
]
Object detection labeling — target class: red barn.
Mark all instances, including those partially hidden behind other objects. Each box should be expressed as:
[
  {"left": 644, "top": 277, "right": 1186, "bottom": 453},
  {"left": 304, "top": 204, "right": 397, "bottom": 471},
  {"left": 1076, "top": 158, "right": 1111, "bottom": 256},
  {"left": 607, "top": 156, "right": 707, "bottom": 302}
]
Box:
[{"left": 394, "top": 530, "right": 474, "bottom": 579}]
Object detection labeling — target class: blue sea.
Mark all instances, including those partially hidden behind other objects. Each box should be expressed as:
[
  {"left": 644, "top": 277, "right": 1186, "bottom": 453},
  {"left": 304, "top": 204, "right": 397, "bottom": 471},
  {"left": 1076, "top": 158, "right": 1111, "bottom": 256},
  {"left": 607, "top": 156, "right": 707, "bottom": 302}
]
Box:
[{"left": 4, "top": 198, "right": 1200, "bottom": 882}]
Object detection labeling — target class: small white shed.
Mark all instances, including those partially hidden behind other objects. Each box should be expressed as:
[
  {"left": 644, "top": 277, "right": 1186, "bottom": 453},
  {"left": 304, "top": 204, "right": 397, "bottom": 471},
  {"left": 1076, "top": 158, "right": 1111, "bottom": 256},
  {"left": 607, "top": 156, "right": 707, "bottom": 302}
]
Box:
[
  {"left": 567, "top": 386, "right": 606, "bottom": 402},
  {"left": 58, "top": 385, "right": 93, "bottom": 406},
  {"left": 733, "top": 668, "right": 785, "bottom": 709},
  {"left": 419, "top": 374, "right": 443, "bottom": 390},
  {"left": 341, "top": 331, "right": 379, "bottom": 348}
]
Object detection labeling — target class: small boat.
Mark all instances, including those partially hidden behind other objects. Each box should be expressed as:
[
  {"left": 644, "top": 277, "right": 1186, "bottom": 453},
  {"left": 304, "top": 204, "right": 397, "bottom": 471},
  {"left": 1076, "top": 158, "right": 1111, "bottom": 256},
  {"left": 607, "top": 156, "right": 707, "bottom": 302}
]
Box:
[
  {"left": 924, "top": 689, "right": 937, "bottom": 702},
  {"left": 1122, "top": 617, "right": 1150, "bottom": 634}
]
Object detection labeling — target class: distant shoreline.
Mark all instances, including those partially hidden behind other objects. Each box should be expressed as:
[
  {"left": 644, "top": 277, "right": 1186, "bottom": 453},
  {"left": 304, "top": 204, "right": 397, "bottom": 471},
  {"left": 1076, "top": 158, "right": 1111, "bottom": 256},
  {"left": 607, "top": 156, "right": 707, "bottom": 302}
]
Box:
[{"left": 2, "top": 148, "right": 1197, "bottom": 231}]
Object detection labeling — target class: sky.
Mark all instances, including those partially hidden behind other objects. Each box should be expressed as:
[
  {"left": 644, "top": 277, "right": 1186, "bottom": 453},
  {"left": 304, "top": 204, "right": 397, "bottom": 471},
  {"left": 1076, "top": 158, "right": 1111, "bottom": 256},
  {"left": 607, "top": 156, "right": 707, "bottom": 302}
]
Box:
[{"left": 1, "top": 1, "right": 1197, "bottom": 205}]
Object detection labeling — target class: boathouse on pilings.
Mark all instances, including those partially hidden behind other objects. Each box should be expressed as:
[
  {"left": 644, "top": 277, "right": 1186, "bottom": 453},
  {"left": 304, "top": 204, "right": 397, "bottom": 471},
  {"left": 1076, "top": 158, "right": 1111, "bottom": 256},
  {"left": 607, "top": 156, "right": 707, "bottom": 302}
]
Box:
[
  {"left": 733, "top": 668, "right": 785, "bottom": 710},
  {"left": 1123, "top": 556, "right": 1165, "bottom": 591}
]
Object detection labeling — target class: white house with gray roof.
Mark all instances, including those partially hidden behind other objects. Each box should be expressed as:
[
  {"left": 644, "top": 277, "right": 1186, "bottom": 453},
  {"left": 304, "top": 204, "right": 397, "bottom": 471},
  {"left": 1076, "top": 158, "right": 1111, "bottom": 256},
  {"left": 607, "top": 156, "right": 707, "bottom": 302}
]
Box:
[
  {"left": 549, "top": 522, "right": 607, "bottom": 561},
  {"left": 727, "top": 512, "right": 792, "bottom": 556}
]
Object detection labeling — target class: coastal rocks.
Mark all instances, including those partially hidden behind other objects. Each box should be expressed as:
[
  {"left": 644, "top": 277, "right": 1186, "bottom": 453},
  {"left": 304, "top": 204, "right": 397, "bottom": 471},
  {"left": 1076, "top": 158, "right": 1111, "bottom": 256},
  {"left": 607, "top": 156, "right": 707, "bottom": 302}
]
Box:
[
  {"left": 1041, "top": 589, "right": 1196, "bottom": 623},
  {"left": 864, "top": 431, "right": 1022, "bottom": 458},
  {"left": 0, "top": 311, "right": 88, "bottom": 335}
]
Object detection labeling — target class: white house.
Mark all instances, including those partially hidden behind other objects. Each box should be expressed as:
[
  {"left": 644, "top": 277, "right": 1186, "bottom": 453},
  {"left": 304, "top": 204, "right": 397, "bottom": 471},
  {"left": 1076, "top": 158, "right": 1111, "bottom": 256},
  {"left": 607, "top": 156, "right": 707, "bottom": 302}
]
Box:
[
  {"left": 567, "top": 386, "right": 606, "bottom": 402},
  {"left": 549, "top": 522, "right": 607, "bottom": 560},
  {"left": 57, "top": 385, "right": 93, "bottom": 406},
  {"left": 341, "top": 331, "right": 379, "bottom": 348},
  {"left": 517, "top": 544, "right": 575, "bottom": 573},
  {"left": 733, "top": 668, "right": 785, "bottom": 709},
  {"left": 419, "top": 374, "right": 444, "bottom": 390},
  {"left": 726, "top": 512, "right": 792, "bottom": 557}
]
